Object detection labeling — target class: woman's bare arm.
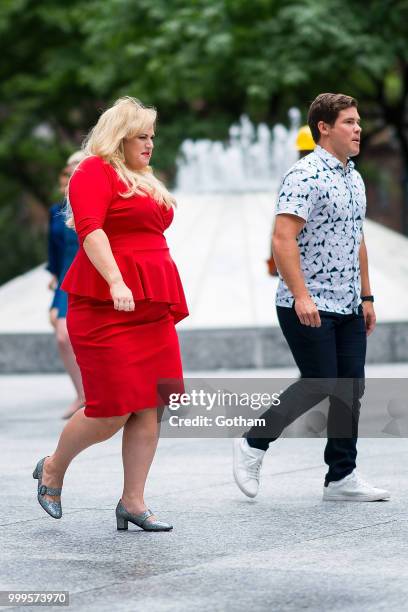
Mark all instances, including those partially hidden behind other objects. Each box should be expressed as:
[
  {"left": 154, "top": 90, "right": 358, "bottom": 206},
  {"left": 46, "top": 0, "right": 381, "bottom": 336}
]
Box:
[{"left": 83, "top": 229, "right": 135, "bottom": 311}]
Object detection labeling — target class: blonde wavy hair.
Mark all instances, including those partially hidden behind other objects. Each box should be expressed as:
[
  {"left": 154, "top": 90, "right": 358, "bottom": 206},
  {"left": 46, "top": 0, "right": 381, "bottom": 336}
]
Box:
[{"left": 66, "top": 96, "right": 175, "bottom": 228}]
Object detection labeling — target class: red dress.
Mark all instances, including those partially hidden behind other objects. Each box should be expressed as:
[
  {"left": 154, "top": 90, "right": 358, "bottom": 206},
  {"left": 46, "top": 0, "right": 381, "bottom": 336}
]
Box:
[{"left": 61, "top": 156, "right": 189, "bottom": 418}]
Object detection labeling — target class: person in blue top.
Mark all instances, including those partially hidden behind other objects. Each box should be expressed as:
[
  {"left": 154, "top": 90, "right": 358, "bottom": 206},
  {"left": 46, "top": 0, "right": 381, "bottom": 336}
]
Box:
[
  {"left": 47, "top": 171, "right": 68, "bottom": 324},
  {"left": 47, "top": 151, "right": 86, "bottom": 419}
]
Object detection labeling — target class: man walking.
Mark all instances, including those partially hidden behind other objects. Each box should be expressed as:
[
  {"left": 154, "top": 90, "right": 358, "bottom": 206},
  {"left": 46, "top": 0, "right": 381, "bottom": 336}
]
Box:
[{"left": 234, "top": 93, "right": 389, "bottom": 502}]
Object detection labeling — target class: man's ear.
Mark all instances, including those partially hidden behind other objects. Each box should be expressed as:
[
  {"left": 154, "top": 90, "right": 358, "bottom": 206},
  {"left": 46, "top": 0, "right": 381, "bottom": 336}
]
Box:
[{"left": 317, "top": 120, "right": 329, "bottom": 138}]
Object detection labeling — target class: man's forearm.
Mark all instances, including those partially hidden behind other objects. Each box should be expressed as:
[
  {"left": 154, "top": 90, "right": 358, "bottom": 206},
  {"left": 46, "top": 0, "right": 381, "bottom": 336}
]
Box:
[
  {"left": 359, "top": 237, "right": 371, "bottom": 296},
  {"left": 273, "top": 236, "right": 309, "bottom": 299}
]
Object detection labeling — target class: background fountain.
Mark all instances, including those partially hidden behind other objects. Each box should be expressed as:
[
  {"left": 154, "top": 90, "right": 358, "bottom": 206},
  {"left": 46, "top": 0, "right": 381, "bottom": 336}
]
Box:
[{"left": 175, "top": 108, "right": 301, "bottom": 193}]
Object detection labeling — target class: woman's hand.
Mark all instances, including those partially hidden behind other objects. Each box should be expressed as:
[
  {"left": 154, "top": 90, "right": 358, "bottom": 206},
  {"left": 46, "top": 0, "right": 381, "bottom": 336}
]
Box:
[
  {"left": 48, "top": 275, "right": 58, "bottom": 291},
  {"left": 110, "top": 279, "right": 135, "bottom": 311},
  {"left": 83, "top": 230, "right": 135, "bottom": 311},
  {"left": 49, "top": 307, "right": 58, "bottom": 328}
]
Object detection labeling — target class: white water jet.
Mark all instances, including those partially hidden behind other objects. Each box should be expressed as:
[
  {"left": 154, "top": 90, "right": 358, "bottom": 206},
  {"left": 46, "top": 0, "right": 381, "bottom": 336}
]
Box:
[{"left": 175, "top": 108, "right": 301, "bottom": 193}]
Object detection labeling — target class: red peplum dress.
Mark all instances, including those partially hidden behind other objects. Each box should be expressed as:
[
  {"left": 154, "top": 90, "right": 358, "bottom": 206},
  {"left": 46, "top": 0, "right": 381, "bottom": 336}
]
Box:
[{"left": 61, "top": 156, "right": 189, "bottom": 418}]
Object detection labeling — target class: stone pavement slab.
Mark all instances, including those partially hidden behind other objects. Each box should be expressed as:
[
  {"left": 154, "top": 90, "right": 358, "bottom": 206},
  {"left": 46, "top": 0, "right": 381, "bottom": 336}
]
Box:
[{"left": 0, "top": 368, "right": 407, "bottom": 611}]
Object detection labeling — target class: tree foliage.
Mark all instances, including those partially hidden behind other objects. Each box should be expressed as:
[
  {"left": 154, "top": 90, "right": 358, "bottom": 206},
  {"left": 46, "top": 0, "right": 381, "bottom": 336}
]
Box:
[{"left": 0, "top": 0, "right": 407, "bottom": 282}]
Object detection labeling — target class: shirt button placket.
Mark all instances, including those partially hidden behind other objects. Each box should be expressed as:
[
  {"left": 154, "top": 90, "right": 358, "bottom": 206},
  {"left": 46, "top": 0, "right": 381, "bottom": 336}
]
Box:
[{"left": 346, "top": 171, "right": 360, "bottom": 314}]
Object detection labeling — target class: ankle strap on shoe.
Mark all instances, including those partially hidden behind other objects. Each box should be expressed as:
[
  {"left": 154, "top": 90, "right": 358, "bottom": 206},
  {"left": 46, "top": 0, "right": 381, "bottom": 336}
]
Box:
[{"left": 39, "top": 484, "right": 62, "bottom": 496}]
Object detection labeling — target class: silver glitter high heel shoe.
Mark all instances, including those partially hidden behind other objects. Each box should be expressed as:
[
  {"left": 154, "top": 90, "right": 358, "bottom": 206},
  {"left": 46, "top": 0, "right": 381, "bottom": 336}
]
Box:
[
  {"left": 33, "top": 457, "right": 62, "bottom": 519},
  {"left": 115, "top": 500, "right": 172, "bottom": 531}
]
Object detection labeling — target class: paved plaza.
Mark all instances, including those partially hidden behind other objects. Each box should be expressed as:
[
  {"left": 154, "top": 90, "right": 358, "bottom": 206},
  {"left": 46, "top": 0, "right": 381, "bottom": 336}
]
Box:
[{"left": 1, "top": 364, "right": 408, "bottom": 611}]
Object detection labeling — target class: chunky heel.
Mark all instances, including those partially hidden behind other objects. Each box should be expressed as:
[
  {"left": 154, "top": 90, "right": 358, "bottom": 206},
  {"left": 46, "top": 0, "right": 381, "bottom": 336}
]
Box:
[
  {"left": 115, "top": 499, "right": 172, "bottom": 532},
  {"left": 116, "top": 517, "right": 128, "bottom": 530}
]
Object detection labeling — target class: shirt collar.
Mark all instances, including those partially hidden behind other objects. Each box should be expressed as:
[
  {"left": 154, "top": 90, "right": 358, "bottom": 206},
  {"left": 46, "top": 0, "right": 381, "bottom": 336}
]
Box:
[{"left": 314, "top": 144, "right": 355, "bottom": 172}]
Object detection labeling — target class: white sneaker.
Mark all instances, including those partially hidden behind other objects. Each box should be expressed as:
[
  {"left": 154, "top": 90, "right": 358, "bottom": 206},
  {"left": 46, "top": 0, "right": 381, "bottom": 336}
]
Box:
[
  {"left": 233, "top": 438, "right": 265, "bottom": 498},
  {"left": 323, "top": 470, "right": 390, "bottom": 502}
]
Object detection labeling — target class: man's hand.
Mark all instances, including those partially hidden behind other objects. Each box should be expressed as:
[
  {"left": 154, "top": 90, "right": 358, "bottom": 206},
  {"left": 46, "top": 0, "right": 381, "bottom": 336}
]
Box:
[
  {"left": 362, "top": 301, "right": 376, "bottom": 336},
  {"left": 294, "top": 295, "right": 321, "bottom": 327},
  {"left": 266, "top": 256, "right": 278, "bottom": 276},
  {"left": 110, "top": 279, "right": 135, "bottom": 311}
]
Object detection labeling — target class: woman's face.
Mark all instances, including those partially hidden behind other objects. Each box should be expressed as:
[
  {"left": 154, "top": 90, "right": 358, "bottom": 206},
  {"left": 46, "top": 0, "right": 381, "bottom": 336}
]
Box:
[
  {"left": 123, "top": 125, "right": 155, "bottom": 171},
  {"left": 59, "top": 167, "right": 71, "bottom": 194}
]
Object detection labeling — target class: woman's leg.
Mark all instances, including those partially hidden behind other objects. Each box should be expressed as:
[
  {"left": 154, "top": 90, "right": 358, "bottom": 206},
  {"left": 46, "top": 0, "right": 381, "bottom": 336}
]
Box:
[
  {"left": 121, "top": 409, "right": 159, "bottom": 517},
  {"left": 55, "top": 318, "right": 85, "bottom": 414},
  {"left": 40, "top": 410, "right": 131, "bottom": 504}
]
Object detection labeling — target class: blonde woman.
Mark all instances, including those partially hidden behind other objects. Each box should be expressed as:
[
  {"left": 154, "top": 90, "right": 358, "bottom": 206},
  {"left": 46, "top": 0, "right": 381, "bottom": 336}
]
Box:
[{"left": 33, "top": 97, "right": 189, "bottom": 531}]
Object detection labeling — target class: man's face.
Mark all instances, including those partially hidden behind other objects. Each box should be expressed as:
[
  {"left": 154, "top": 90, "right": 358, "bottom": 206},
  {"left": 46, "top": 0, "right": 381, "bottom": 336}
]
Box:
[{"left": 320, "top": 107, "right": 362, "bottom": 158}]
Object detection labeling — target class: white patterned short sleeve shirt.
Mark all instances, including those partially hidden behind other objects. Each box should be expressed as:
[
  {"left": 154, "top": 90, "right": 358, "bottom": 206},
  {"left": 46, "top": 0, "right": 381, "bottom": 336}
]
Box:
[{"left": 275, "top": 145, "right": 367, "bottom": 314}]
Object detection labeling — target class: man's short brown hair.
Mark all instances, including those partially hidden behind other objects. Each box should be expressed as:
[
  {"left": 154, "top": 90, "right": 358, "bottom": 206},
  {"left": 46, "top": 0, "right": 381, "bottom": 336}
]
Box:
[{"left": 307, "top": 93, "right": 358, "bottom": 143}]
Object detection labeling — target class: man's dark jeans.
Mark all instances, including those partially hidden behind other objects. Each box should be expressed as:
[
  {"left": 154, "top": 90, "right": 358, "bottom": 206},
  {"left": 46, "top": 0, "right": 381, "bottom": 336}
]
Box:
[{"left": 246, "top": 304, "right": 367, "bottom": 484}]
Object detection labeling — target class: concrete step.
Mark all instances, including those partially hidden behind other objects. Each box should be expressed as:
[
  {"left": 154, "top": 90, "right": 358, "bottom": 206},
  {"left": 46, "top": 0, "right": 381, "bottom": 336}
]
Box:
[{"left": 1, "top": 321, "right": 407, "bottom": 373}]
